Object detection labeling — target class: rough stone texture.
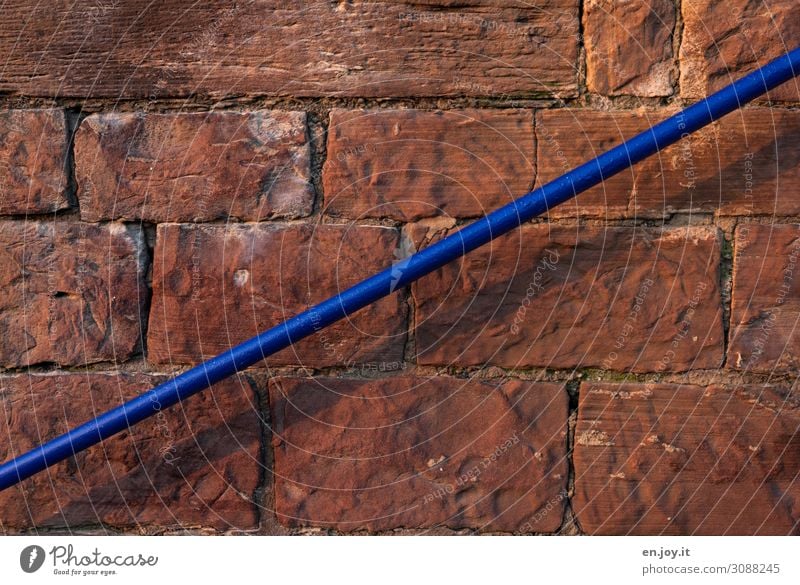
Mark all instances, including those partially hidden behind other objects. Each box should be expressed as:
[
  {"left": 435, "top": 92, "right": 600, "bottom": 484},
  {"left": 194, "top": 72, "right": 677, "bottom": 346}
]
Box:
[
  {"left": 0, "top": 372, "right": 261, "bottom": 531},
  {"left": 0, "top": 109, "right": 70, "bottom": 215},
  {"left": 75, "top": 111, "right": 312, "bottom": 222},
  {"left": 0, "top": 1, "right": 579, "bottom": 98},
  {"left": 584, "top": 0, "right": 676, "bottom": 96},
  {"left": 681, "top": 0, "right": 800, "bottom": 102},
  {"left": 573, "top": 382, "right": 800, "bottom": 535},
  {"left": 322, "top": 109, "right": 535, "bottom": 221},
  {"left": 270, "top": 376, "right": 568, "bottom": 532},
  {"left": 728, "top": 224, "right": 800, "bottom": 373},
  {"left": 0, "top": 222, "right": 147, "bottom": 368},
  {"left": 535, "top": 109, "right": 800, "bottom": 218},
  {"left": 412, "top": 224, "right": 723, "bottom": 372},
  {"left": 148, "top": 223, "right": 407, "bottom": 367}
]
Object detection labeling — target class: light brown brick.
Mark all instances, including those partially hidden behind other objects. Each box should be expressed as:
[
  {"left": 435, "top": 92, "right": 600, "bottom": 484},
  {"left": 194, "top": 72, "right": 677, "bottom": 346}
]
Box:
[
  {"left": 75, "top": 111, "right": 312, "bottom": 222},
  {"left": 573, "top": 382, "right": 800, "bottom": 534}
]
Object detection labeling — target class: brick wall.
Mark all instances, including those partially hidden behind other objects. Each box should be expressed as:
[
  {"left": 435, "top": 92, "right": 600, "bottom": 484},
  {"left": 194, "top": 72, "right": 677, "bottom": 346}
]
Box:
[{"left": 0, "top": 1, "right": 798, "bottom": 535}]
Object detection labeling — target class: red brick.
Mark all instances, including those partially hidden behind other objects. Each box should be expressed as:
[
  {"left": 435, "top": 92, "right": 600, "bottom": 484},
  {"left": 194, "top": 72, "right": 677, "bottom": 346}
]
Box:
[
  {"left": 535, "top": 109, "right": 800, "bottom": 218},
  {"left": 584, "top": 0, "right": 676, "bottom": 96},
  {"left": 0, "top": 222, "right": 147, "bottom": 367},
  {"left": 573, "top": 382, "right": 800, "bottom": 535},
  {"left": 680, "top": 0, "right": 800, "bottom": 102},
  {"left": 75, "top": 111, "right": 312, "bottom": 222},
  {"left": 0, "top": 1, "right": 579, "bottom": 98},
  {"left": 270, "top": 376, "right": 568, "bottom": 532},
  {"left": 147, "top": 223, "right": 407, "bottom": 367},
  {"left": 323, "top": 109, "right": 535, "bottom": 221},
  {"left": 728, "top": 224, "right": 800, "bottom": 373},
  {"left": 0, "top": 109, "right": 69, "bottom": 215},
  {"left": 412, "top": 225, "right": 723, "bottom": 372},
  {"left": 0, "top": 372, "right": 261, "bottom": 532}
]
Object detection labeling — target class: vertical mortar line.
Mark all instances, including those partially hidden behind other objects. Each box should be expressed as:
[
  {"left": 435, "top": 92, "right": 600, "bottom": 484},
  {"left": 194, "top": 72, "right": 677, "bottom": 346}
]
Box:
[
  {"left": 399, "top": 224, "right": 417, "bottom": 373},
  {"left": 557, "top": 378, "right": 583, "bottom": 535},
  {"left": 673, "top": 0, "right": 685, "bottom": 100},
  {"left": 245, "top": 373, "right": 273, "bottom": 534},
  {"left": 63, "top": 107, "right": 83, "bottom": 210},
  {"left": 718, "top": 222, "right": 735, "bottom": 367},
  {"left": 138, "top": 222, "right": 156, "bottom": 365},
  {"left": 306, "top": 109, "right": 329, "bottom": 217},
  {"left": 576, "top": 0, "right": 587, "bottom": 102}
]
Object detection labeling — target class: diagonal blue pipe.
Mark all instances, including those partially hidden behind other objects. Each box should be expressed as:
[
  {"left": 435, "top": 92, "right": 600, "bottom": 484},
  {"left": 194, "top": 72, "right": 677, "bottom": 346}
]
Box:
[{"left": 1, "top": 48, "right": 799, "bottom": 491}]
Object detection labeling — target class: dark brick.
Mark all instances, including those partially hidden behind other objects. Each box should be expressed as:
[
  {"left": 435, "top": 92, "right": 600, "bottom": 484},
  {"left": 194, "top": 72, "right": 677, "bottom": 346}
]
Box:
[
  {"left": 270, "top": 376, "right": 568, "bottom": 532},
  {"left": 0, "top": 1, "right": 579, "bottom": 98},
  {"left": 412, "top": 225, "right": 723, "bottom": 372},
  {"left": 0, "top": 372, "right": 261, "bottom": 531}
]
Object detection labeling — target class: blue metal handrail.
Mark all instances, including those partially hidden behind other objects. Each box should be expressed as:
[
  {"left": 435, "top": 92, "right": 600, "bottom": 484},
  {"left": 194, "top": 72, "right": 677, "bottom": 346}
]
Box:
[{"left": 1, "top": 48, "right": 799, "bottom": 491}]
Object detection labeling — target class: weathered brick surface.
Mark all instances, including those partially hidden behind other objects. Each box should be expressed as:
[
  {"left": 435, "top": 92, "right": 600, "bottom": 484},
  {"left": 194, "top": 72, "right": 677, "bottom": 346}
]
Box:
[
  {"left": 584, "top": 0, "right": 676, "bottom": 96},
  {"left": 680, "top": 0, "right": 800, "bottom": 102},
  {"left": 728, "top": 224, "right": 800, "bottom": 373},
  {"left": 322, "top": 109, "right": 535, "bottom": 221},
  {"left": 148, "top": 223, "right": 406, "bottom": 367},
  {"left": 0, "top": 372, "right": 261, "bottom": 531},
  {"left": 573, "top": 382, "right": 800, "bottom": 535},
  {"left": 0, "top": 109, "right": 70, "bottom": 215},
  {"left": 535, "top": 109, "right": 800, "bottom": 218},
  {"left": 270, "top": 376, "right": 568, "bottom": 532},
  {"left": 0, "top": 1, "right": 579, "bottom": 98},
  {"left": 413, "top": 225, "right": 723, "bottom": 372},
  {"left": 75, "top": 111, "right": 312, "bottom": 222},
  {"left": 0, "top": 222, "right": 147, "bottom": 367}
]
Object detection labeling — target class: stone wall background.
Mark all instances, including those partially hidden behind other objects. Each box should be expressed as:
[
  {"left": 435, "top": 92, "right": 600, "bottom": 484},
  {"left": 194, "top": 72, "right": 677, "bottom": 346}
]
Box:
[{"left": 0, "top": 0, "right": 798, "bottom": 535}]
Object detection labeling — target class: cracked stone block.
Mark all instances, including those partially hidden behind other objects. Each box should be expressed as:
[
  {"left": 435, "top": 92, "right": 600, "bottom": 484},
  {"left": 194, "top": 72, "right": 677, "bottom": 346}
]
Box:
[
  {"left": 0, "top": 221, "right": 147, "bottom": 367},
  {"left": 584, "top": 0, "right": 676, "bottom": 96},
  {"left": 0, "top": 109, "right": 70, "bottom": 215}
]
